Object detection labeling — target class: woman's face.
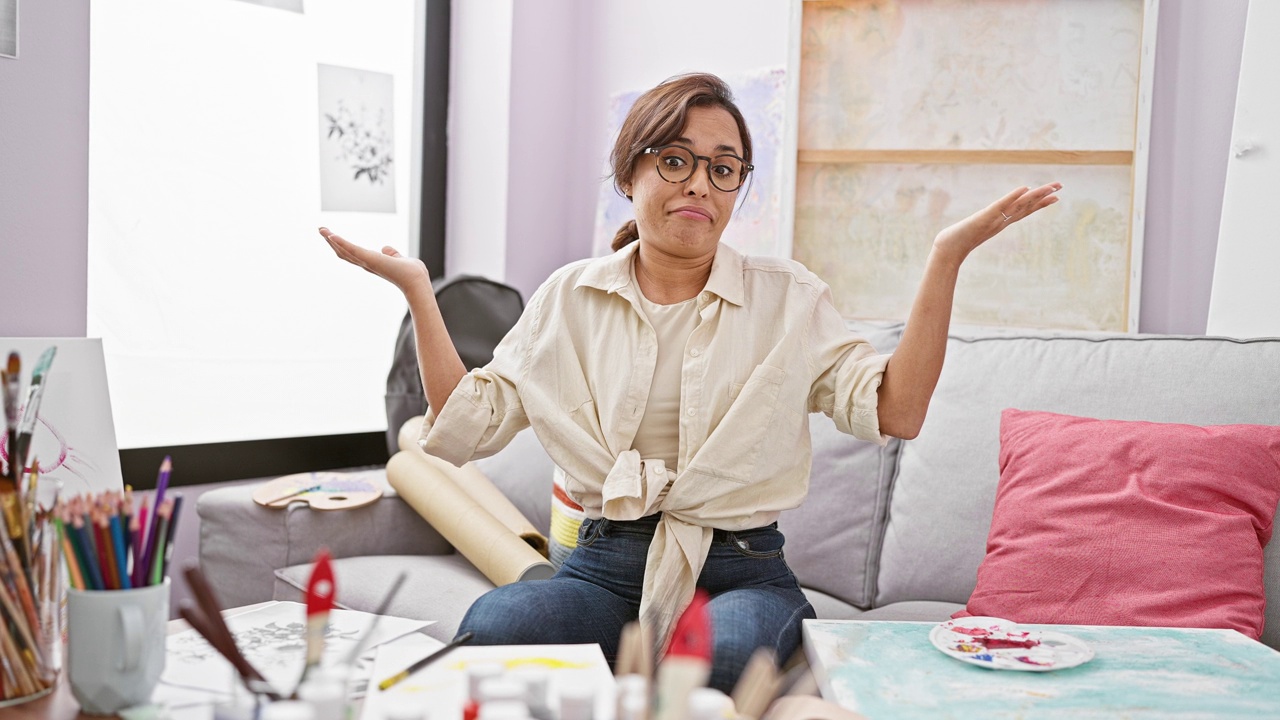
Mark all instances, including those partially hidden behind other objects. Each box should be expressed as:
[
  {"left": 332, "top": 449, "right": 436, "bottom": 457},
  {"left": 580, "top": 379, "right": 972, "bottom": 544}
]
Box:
[{"left": 628, "top": 105, "right": 743, "bottom": 261}]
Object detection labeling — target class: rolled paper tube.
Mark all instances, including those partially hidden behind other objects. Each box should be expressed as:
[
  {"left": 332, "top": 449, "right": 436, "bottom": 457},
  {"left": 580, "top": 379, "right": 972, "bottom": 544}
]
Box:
[
  {"left": 386, "top": 450, "right": 554, "bottom": 586},
  {"left": 397, "top": 417, "right": 549, "bottom": 558}
]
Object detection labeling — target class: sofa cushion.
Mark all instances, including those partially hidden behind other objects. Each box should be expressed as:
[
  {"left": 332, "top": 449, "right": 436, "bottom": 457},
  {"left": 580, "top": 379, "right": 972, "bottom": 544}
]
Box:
[
  {"left": 780, "top": 321, "right": 903, "bottom": 609},
  {"left": 198, "top": 471, "right": 453, "bottom": 609},
  {"left": 961, "top": 409, "right": 1280, "bottom": 639},
  {"left": 856, "top": 601, "right": 964, "bottom": 623},
  {"left": 874, "top": 333, "right": 1280, "bottom": 648},
  {"left": 473, "top": 427, "right": 555, "bottom": 537},
  {"left": 274, "top": 553, "right": 497, "bottom": 643}
]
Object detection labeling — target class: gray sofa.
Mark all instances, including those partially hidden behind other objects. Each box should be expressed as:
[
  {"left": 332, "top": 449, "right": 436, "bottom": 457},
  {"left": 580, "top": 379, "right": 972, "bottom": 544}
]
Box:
[{"left": 198, "top": 323, "right": 1280, "bottom": 651}]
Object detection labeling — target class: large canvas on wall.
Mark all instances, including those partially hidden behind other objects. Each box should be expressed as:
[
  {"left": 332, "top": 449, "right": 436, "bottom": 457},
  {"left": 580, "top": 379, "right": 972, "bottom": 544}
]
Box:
[{"left": 793, "top": 0, "right": 1155, "bottom": 332}]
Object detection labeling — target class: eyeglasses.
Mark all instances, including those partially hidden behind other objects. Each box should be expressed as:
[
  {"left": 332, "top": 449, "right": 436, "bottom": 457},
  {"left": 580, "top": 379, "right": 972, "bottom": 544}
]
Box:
[{"left": 643, "top": 145, "right": 753, "bottom": 193}]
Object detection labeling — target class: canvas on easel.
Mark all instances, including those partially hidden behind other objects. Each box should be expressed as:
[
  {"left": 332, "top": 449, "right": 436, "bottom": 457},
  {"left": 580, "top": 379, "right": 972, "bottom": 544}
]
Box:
[{"left": 1, "top": 338, "right": 124, "bottom": 496}]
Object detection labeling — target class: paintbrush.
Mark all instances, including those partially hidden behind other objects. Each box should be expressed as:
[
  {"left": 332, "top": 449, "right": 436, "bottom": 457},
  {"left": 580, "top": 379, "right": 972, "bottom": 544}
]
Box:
[
  {"left": 2, "top": 352, "right": 19, "bottom": 490},
  {"left": 300, "top": 548, "right": 335, "bottom": 686},
  {"left": 377, "top": 631, "right": 474, "bottom": 691},
  {"left": 654, "top": 589, "right": 712, "bottom": 720},
  {"left": 731, "top": 647, "right": 780, "bottom": 720},
  {"left": 263, "top": 483, "right": 322, "bottom": 506},
  {"left": 182, "top": 562, "right": 282, "bottom": 700},
  {"left": 13, "top": 347, "right": 55, "bottom": 482},
  {"left": 178, "top": 600, "right": 283, "bottom": 701},
  {"left": 341, "top": 570, "right": 407, "bottom": 667}
]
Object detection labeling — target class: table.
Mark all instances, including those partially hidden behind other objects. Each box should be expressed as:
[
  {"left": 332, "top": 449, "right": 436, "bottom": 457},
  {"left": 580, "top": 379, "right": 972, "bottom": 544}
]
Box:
[
  {"left": 11, "top": 602, "right": 276, "bottom": 720},
  {"left": 803, "top": 619, "right": 1280, "bottom": 719}
]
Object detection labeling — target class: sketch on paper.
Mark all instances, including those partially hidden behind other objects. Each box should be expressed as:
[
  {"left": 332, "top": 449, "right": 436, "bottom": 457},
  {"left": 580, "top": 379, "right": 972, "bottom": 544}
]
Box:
[
  {"left": 232, "top": 0, "right": 304, "bottom": 12},
  {"left": 1, "top": 0, "right": 17, "bottom": 59},
  {"left": 0, "top": 338, "right": 123, "bottom": 496},
  {"left": 592, "top": 67, "right": 789, "bottom": 259},
  {"left": 317, "top": 63, "right": 397, "bottom": 213},
  {"left": 162, "top": 602, "right": 429, "bottom": 696}
]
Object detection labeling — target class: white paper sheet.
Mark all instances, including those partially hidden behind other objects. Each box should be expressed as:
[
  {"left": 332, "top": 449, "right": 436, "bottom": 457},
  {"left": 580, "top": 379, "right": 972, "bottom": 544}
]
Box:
[
  {"left": 158, "top": 601, "right": 432, "bottom": 703},
  {"left": 362, "top": 638, "right": 616, "bottom": 720}
]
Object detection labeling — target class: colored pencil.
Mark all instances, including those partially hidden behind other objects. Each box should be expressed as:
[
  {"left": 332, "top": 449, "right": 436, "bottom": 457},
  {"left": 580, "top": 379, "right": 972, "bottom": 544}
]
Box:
[
  {"left": 148, "top": 498, "right": 173, "bottom": 587},
  {"left": 54, "top": 516, "right": 84, "bottom": 591},
  {"left": 131, "top": 497, "right": 150, "bottom": 587},
  {"left": 137, "top": 457, "right": 171, "bottom": 587},
  {"left": 159, "top": 493, "right": 184, "bottom": 581},
  {"left": 109, "top": 511, "right": 130, "bottom": 590},
  {"left": 71, "top": 515, "right": 104, "bottom": 592}
]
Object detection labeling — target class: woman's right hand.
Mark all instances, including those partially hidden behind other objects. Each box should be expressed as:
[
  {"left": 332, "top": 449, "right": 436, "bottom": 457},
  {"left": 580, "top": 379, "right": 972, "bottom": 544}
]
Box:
[{"left": 319, "top": 227, "right": 433, "bottom": 299}]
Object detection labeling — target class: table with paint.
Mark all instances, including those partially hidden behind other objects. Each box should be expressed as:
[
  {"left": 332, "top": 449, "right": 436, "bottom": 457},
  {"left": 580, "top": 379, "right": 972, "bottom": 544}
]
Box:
[{"left": 803, "top": 619, "right": 1280, "bottom": 719}]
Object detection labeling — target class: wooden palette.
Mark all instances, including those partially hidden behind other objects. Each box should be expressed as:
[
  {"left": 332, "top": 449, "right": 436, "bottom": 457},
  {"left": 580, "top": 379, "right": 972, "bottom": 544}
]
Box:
[{"left": 251, "top": 470, "right": 385, "bottom": 511}]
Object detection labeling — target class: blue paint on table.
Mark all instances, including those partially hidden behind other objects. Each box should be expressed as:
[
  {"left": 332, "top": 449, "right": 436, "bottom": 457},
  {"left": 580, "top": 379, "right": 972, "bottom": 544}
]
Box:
[{"left": 803, "top": 620, "right": 1280, "bottom": 718}]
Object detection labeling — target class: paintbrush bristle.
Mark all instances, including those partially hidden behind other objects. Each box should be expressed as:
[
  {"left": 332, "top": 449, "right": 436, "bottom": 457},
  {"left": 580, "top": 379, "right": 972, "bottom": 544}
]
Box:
[
  {"left": 30, "top": 347, "right": 55, "bottom": 382},
  {"left": 6, "top": 352, "right": 18, "bottom": 377}
]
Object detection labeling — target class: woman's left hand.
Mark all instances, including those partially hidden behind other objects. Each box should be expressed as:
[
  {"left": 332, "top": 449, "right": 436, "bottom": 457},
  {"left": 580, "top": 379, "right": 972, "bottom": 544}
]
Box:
[{"left": 933, "top": 183, "right": 1061, "bottom": 264}]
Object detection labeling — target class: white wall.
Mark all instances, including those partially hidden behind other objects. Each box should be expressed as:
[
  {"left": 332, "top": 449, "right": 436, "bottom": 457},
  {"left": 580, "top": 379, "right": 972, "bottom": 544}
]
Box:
[{"left": 443, "top": 0, "right": 513, "bottom": 281}]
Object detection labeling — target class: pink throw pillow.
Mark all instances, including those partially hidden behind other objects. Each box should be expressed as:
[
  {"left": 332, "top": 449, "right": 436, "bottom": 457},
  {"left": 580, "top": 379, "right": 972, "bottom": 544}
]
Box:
[{"left": 957, "top": 409, "right": 1280, "bottom": 639}]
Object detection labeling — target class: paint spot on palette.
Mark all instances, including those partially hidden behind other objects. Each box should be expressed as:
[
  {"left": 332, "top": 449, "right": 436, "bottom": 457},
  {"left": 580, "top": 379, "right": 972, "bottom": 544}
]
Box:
[
  {"left": 929, "top": 616, "right": 1094, "bottom": 672},
  {"left": 252, "top": 470, "right": 385, "bottom": 511}
]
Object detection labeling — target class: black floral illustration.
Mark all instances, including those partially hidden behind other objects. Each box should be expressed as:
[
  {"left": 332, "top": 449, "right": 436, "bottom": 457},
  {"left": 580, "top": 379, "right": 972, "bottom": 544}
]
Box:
[{"left": 324, "top": 100, "right": 394, "bottom": 185}]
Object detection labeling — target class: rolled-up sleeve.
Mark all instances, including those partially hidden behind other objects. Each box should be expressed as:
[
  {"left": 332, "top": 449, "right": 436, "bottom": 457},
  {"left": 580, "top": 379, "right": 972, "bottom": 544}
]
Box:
[{"left": 805, "top": 284, "right": 892, "bottom": 445}]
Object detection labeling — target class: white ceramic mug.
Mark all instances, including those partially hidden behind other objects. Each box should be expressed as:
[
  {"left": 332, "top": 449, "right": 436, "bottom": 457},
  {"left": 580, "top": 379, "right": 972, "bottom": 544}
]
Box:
[{"left": 67, "top": 579, "right": 170, "bottom": 715}]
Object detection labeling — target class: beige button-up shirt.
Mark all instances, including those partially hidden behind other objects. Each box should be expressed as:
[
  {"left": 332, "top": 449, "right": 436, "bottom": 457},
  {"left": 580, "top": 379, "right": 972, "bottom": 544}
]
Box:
[{"left": 420, "top": 241, "right": 890, "bottom": 651}]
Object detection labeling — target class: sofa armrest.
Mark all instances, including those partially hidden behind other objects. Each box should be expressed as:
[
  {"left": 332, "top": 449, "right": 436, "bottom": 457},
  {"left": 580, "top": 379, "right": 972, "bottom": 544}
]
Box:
[{"left": 197, "top": 469, "right": 455, "bottom": 609}]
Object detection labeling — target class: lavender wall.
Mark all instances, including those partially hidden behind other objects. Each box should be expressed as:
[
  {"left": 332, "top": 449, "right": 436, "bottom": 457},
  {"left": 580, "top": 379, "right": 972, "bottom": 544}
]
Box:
[
  {"left": 1140, "top": 0, "right": 1250, "bottom": 334},
  {"left": 0, "top": 0, "right": 89, "bottom": 337}
]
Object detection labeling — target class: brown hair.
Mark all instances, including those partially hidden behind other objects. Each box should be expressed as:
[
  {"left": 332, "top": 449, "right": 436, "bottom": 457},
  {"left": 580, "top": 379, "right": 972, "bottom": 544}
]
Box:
[{"left": 609, "top": 73, "right": 753, "bottom": 251}]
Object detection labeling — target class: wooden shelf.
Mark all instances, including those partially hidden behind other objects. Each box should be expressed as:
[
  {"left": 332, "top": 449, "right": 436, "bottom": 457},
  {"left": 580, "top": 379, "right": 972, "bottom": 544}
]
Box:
[{"left": 797, "top": 149, "right": 1134, "bottom": 166}]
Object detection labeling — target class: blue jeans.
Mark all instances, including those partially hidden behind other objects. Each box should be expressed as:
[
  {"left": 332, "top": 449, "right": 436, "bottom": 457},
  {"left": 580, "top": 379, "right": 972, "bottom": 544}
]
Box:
[{"left": 456, "top": 514, "right": 815, "bottom": 693}]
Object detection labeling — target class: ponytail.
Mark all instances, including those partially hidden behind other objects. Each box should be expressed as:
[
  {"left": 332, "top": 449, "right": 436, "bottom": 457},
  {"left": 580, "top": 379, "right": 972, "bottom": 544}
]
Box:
[{"left": 611, "top": 220, "right": 639, "bottom": 251}]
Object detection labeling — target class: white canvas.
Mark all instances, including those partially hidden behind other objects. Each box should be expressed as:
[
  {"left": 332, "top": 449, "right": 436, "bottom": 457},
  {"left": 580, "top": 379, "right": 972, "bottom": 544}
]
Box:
[
  {"left": 365, "top": 636, "right": 616, "bottom": 720},
  {"left": 1207, "top": 1, "right": 1280, "bottom": 338},
  {"left": 1, "top": 338, "right": 123, "bottom": 496}
]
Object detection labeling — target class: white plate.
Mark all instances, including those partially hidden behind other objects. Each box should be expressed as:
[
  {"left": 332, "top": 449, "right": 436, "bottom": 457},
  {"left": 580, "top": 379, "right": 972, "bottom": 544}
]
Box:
[{"left": 929, "top": 617, "right": 1094, "bottom": 672}]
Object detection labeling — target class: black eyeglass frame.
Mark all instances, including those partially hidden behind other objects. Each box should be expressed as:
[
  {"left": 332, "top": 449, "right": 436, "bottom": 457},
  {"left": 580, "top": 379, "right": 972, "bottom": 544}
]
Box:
[{"left": 642, "top": 144, "right": 755, "bottom": 193}]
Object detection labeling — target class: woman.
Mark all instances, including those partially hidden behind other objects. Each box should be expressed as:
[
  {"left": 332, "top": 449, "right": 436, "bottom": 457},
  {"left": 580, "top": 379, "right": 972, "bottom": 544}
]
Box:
[{"left": 320, "top": 72, "right": 1059, "bottom": 692}]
